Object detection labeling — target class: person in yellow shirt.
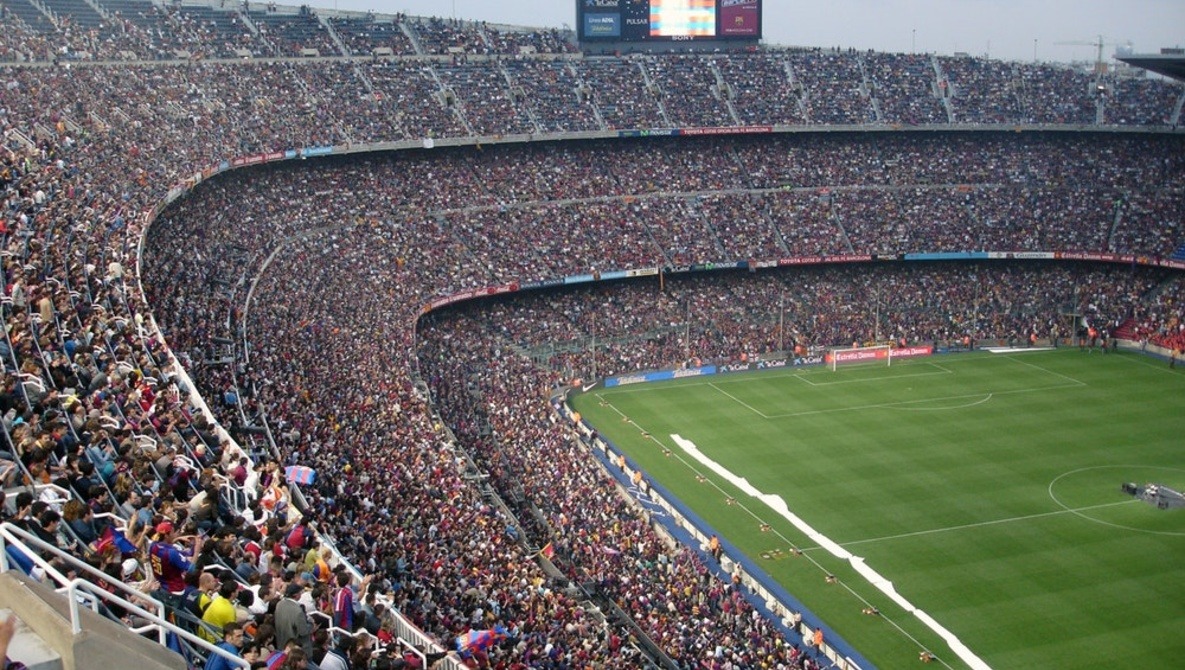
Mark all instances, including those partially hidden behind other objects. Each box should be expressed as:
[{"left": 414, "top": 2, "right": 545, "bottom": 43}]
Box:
[
  {"left": 302, "top": 540, "right": 320, "bottom": 572},
  {"left": 200, "top": 581, "right": 239, "bottom": 643}
]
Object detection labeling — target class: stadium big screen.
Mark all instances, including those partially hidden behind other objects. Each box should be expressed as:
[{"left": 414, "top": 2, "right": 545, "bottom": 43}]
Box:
[{"left": 578, "top": 0, "right": 761, "bottom": 42}]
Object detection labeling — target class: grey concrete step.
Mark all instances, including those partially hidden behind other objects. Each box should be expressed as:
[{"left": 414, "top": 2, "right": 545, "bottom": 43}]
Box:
[{"left": 0, "top": 608, "right": 63, "bottom": 670}]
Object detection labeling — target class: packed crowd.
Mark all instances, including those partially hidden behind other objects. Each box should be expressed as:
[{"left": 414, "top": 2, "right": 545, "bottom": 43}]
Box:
[
  {"left": 715, "top": 52, "right": 806, "bottom": 127},
  {"left": 426, "top": 261, "right": 1165, "bottom": 380},
  {"left": 328, "top": 14, "right": 416, "bottom": 58},
  {"left": 0, "top": 21, "right": 1182, "bottom": 670},
  {"left": 133, "top": 130, "right": 1183, "bottom": 668},
  {"left": 251, "top": 6, "right": 340, "bottom": 58},
  {"left": 642, "top": 56, "right": 735, "bottom": 129},
  {"left": 141, "top": 190, "right": 853, "bottom": 669},
  {"left": 1122, "top": 280, "right": 1185, "bottom": 355},
  {"left": 0, "top": 2, "right": 575, "bottom": 62},
  {"left": 863, "top": 52, "right": 948, "bottom": 125},
  {"left": 936, "top": 56, "right": 1019, "bottom": 124},
  {"left": 499, "top": 59, "right": 602, "bottom": 134},
  {"left": 435, "top": 63, "right": 537, "bottom": 137}
]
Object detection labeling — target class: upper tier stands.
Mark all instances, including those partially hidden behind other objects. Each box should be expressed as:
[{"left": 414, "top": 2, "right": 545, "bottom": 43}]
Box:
[{"left": 2, "top": 4, "right": 1180, "bottom": 130}]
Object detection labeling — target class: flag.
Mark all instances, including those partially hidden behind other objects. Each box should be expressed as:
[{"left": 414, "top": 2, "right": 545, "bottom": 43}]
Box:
[
  {"left": 539, "top": 542, "right": 555, "bottom": 560},
  {"left": 285, "top": 465, "right": 316, "bottom": 485},
  {"left": 455, "top": 626, "right": 508, "bottom": 657},
  {"left": 93, "top": 525, "right": 138, "bottom": 556}
]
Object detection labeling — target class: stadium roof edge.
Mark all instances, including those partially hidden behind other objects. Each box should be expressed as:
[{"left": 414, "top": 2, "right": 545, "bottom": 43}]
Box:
[{"left": 1117, "top": 53, "right": 1185, "bottom": 82}]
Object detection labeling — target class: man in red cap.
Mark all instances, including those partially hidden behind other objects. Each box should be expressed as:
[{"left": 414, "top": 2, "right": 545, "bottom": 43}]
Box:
[{"left": 148, "top": 520, "right": 203, "bottom": 594}]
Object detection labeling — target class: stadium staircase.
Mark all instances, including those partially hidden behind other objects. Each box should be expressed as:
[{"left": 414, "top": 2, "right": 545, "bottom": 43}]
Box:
[
  {"left": 568, "top": 62, "right": 610, "bottom": 130},
  {"left": 1106, "top": 198, "right": 1125, "bottom": 251},
  {"left": 857, "top": 58, "right": 884, "bottom": 123},
  {"left": 636, "top": 59, "right": 674, "bottom": 128},
  {"left": 1113, "top": 272, "right": 1184, "bottom": 341},
  {"left": 706, "top": 59, "right": 742, "bottom": 126},
  {"left": 495, "top": 60, "right": 545, "bottom": 135},
  {"left": 319, "top": 12, "right": 351, "bottom": 58},
  {"left": 779, "top": 58, "right": 810, "bottom": 121},
  {"left": 401, "top": 17, "right": 426, "bottom": 56},
  {"left": 931, "top": 56, "right": 956, "bottom": 123},
  {"left": 683, "top": 198, "right": 729, "bottom": 258},
  {"left": 1112, "top": 316, "right": 1140, "bottom": 341},
  {"left": 237, "top": 8, "right": 263, "bottom": 48},
  {"left": 5, "top": 0, "right": 55, "bottom": 32},
  {"left": 1094, "top": 77, "right": 1107, "bottom": 125}
]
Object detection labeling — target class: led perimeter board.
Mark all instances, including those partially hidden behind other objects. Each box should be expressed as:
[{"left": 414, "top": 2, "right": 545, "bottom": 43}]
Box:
[{"left": 578, "top": 0, "right": 761, "bottom": 43}]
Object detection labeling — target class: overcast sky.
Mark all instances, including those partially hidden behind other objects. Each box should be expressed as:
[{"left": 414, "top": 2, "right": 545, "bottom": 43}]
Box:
[{"left": 297, "top": 0, "right": 1183, "bottom": 65}]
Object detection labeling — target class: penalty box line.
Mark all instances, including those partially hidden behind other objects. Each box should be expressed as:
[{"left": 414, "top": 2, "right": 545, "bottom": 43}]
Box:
[
  {"left": 753, "top": 381, "right": 1085, "bottom": 417},
  {"left": 1002, "top": 354, "right": 1087, "bottom": 387},
  {"left": 794, "top": 362, "right": 955, "bottom": 387},
  {"left": 708, "top": 382, "right": 771, "bottom": 418}
]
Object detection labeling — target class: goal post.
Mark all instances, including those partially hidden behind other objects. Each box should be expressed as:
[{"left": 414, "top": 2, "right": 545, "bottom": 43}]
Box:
[{"left": 827, "top": 344, "right": 893, "bottom": 371}]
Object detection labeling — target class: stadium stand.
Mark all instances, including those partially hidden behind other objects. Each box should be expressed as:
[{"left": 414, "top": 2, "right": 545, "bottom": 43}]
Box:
[{"left": 0, "top": 2, "right": 1183, "bottom": 669}]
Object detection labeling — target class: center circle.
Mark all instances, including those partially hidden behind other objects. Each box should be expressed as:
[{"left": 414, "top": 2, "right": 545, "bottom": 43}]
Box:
[{"left": 1048, "top": 465, "right": 1185, "bottom": 536}]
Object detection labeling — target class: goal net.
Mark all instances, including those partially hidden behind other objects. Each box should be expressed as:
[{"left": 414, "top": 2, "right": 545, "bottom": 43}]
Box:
[{"left": 827, "top": 344, "right": 893, "bottom": 371}]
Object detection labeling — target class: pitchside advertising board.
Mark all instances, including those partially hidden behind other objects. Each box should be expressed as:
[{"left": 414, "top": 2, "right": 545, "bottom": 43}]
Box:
[
  {"left": 825, "top": 345, "right": 934, "bottom": 365},
  {"left": 578, "top": 0, "right": 761, "bottom": 42}
]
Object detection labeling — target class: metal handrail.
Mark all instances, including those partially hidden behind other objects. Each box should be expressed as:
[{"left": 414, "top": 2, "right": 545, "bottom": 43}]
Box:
[
  {"left": 0, "top": 523, "right": 248, "bottom": 668},
  {"left": 60, "top": 578, "right": 248, "bottom": 668},
  {"left": 307, "top": 610, "right": 461, "bottom": 669},
  {"left": 0, "top": 522, "right": 164, "bottom": 623}
]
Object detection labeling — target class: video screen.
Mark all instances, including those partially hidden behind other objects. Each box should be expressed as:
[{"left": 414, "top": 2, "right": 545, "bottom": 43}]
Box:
[
  {"left": 649, "top": 0, "right": 715, "bottom": 37},
  {"left": 577, "top": 0, "right": 761, "bottom": 42}
]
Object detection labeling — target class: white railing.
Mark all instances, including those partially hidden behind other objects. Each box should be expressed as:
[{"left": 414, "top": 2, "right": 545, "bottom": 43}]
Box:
[
  {"left": 0, "top": 523, "right": 248, "bottom": 669},
  {"left": 307, "top": 611, "right": 451, "bottom": 668},
  {"left": 0, "top": 523, "right": 163, "bottom": 623}
]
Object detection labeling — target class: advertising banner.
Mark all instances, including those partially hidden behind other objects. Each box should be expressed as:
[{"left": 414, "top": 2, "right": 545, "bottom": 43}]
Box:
[
  {"left": 583, "top": 13, "right": 621, "bottom": 37},
  {"left": 604, "top": 365, "right": 717, "bottom": 388},
  {"left": 719, "top": 0, "right": 760, "bottom": 37}
]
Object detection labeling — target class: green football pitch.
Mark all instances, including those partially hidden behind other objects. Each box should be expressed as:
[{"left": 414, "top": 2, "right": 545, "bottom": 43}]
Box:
[{"left": 569, "top": 348, "right": 1185, "bottom": 670}]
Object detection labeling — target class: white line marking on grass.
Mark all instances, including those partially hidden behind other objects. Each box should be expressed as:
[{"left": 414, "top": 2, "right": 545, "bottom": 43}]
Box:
[
  {"left": 708, "top": 382, "right": 771, "bottom": 418},
  {"left": 594, "top": 394, "right": 655, "bottom": 437},
  {"left": 669, "top": 433, "right": 992, "bottom": 670},
  {"left": 836, "top": 499, "right": 1140, "bottom": 548},
  {"left": 887, "top": 393, "right": 993, "bottom": 411},
  {"left": 1003, "top": 355, "right": 1086, "bottom": 386},
  {"left": 1048, "top": 465, "right": 1185, "bottom": 536},
  {"left": 795, "top": 363, "right": 954, "bottom": 387},
  {"left": 1114, "top": 350, "right": 1185, "bottom": 377},
  {"left": 761, "top": 383, "right": 1081, "bottom": 419}
]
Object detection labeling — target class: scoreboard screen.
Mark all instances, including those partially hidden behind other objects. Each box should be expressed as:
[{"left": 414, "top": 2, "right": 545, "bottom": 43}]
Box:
[{"left": 578, "top": 0, "right": 761, "bottom": 42}]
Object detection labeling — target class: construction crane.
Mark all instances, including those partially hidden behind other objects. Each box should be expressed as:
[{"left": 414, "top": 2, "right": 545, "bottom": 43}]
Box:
[{"left": 1054, "top": 35, "right": 1127, "bottom": 75}]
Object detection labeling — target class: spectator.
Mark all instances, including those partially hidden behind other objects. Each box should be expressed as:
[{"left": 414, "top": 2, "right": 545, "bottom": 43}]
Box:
[
  {"left": 204, "top": 622, "right": 246, "bottom": 670},
  {"left": 275, "top": 582, "right": 313, "bottom": 658},
  {"left": 201, "top": 580, "right": 240, "bottom": 643},
  {"left": 148, "top": 521, "right": 203, "bottom": 595},
  {"left": 317, "top": 633, "right": 354, "bottom": 670}
]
